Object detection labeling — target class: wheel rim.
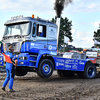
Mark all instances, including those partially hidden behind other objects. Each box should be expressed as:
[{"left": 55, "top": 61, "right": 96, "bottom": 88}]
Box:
[
  {"left": 42, "top": 64, "right": 51, "bottom": 74},
  {"left": 87, "top": 67, "right": 94, "bottom": 77}
]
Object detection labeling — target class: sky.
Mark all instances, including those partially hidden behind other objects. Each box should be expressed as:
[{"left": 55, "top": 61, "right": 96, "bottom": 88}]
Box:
[{"left": 0, "top": 0, "right": 100, "bottom": 48}]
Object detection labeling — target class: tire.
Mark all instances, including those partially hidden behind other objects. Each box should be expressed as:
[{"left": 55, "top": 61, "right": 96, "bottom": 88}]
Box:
[
  {"left": 57, "top": 70, "right": 74, "bottom": 78},
  {"left": 83, "top": 63, "right": 97, "bottom": 79},
  {"left": 16, "top": 66, "right": 27, "bottom": 76},
  {"left": 37, "top": 59, "right": 54, "bottom": 78}
]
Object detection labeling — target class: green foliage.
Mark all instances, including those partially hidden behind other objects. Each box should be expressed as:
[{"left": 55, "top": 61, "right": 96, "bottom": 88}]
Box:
[
  {"left": 51, "top": 16, "right": 73, "bottom": 48},
  {"left": 65, "top": 47, "right": 70, "bottom": 52},
  {"left": 76, "top": 48, "right": 83, "bottom": 51},
  {"left": 93, "top": 27, "right": 100, "bottom": 47},
  {"left": 0, "top": 41, "right": 3, "bottom": 44}
]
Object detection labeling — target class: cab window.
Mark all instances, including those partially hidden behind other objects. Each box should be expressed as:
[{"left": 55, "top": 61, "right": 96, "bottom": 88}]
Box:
[
  {"left": 37, "top": 24, "right": 46, "bottom": 37},
  {"left": 32, "top": 23, "right": 37, "bottom": 37}
]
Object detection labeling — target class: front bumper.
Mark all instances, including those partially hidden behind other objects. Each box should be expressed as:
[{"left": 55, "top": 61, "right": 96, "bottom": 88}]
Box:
[
  {"left": 0, "top": 54, "right": 5, "bottom": 66},
  {"left": 18, "top": 53, "right": 37, "bottom": 67},
  {"left": 0, "top": 53, "right": 37, "bottom": 67}
]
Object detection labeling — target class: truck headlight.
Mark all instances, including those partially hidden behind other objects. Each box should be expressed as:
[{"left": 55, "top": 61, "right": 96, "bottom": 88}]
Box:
[
  {"left": 19, "top": 57, "right": 27, "bottom": 60},
  {"left": 0, "top": 57, "right": 2, "bottom": 60},
  {"left": 19, "top": 62, "right": 24, "bottom": 64}
]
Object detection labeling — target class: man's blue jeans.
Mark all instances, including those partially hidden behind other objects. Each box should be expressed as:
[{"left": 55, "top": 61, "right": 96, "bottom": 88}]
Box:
[{"left": 2, "top": 62, "right": 15, "bottom": 89}]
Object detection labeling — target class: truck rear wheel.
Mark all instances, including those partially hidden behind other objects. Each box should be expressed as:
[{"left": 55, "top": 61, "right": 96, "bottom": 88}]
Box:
[
  {"left": 83, "top": 62, "right": 97, "bottom": 79},
  {"left": 16, "top": 66, "right": 27, "bottom": 76},
  {"left": 37, "top": 59, "right": 54, "bottom": 78}
]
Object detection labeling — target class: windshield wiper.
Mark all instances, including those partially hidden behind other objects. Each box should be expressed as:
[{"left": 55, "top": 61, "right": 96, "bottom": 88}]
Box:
[
  {"left": 8, "top": 36, "right": 13, "bottom": 38},
  {"left": 14, "top": 35, "right": 22, "bottom": 38},
  {"left": 3, "top": 36, "right": 13, "bottom": 40}
]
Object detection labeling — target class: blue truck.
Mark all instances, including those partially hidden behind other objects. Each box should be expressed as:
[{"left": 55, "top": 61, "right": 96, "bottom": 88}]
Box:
[{"left": 0, "top": 15, "right": 97, "bottom": 79}]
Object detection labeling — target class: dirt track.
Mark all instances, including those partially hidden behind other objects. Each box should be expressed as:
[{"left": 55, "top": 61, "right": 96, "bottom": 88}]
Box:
[{"left": 0, "top": 71, "right": 100, "bottom": 100}]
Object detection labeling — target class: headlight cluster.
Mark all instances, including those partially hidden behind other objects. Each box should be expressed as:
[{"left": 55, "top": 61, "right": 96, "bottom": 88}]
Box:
[
  {"left": 0, "top": 57, "right": 2, "bottom": 60},
  {"left": 19, "top": 57, "right": 28, "bottom": 60}
]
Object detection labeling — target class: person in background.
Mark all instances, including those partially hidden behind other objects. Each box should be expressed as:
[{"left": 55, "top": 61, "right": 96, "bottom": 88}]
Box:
[{"left": 2, "top": 44, "right": 17, "bottom": 92}]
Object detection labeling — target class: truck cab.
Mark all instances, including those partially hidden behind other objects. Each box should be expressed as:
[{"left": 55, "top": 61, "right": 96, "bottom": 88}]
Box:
[{"left": 0, "top": 15, "right": 57, "bottom": 77}]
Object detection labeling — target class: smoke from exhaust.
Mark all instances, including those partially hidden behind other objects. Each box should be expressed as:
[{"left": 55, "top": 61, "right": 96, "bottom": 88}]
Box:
[{"left": 54, "top": 0, "right": 73, "bottom": 17}]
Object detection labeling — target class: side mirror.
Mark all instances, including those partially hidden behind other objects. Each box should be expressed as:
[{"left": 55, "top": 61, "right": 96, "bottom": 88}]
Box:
[
  {"left": 0, "top": 41, "right": 3, "bottom": 53},
  {"left": 38, "top": 25, "right": 43, "bottom": 33}
]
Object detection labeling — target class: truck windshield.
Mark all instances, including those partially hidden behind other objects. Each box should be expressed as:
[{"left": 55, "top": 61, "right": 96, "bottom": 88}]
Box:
[{"left": 4, "top": 22, "right": 31, "bottom": 37}]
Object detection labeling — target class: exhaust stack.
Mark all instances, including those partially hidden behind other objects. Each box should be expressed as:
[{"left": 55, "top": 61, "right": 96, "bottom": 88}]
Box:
[
  {"left": 54, "top": 0, "right": 73, "bottom": 49},
  {"left": 56, "top": 17, "right": 61, "bottom": 49}
]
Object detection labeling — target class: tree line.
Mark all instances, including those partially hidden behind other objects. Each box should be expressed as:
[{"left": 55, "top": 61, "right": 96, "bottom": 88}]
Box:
[
  {"left": 51, "top": 16, "right": 100, "bottom": 51},
  {"left": 51, "top": 16, "right": 73, "bottom": 51}
]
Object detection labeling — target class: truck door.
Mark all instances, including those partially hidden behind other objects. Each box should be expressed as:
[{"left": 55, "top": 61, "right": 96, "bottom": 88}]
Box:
[{"left": 30, "top": 23, "right": 47, "bottom": 53}]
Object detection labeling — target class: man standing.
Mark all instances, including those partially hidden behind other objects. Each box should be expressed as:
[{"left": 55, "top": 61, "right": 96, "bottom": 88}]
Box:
[{"left": 2, "top": 44, "right": 17, "bottom": 92}]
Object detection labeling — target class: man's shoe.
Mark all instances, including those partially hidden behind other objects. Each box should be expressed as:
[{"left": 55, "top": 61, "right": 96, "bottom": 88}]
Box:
[
  {"left": 1, "top": 87, "right": 5, "bottom": 91},
  {"left": 9, "top": 89, "right": 15, "bottom": 92}
]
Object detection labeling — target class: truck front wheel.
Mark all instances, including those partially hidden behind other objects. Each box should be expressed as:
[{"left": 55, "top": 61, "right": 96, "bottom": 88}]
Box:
[
  {"left": 16, "top": 66, "right": 28, "bottom": 76},
  {"left": 37, "top": 59, "right": 54, "bottom": 78},
  {"left": 83, "top": 63, "right": 97, "bottom": 79}
]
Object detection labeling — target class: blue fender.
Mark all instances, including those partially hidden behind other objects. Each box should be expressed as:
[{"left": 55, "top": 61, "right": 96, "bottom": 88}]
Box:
[
  {"left": 36, "top": 54, "right": 42, "bottom": 68},
  {"left": 36, "top": 49, "right": 56, "bottom": 68}
]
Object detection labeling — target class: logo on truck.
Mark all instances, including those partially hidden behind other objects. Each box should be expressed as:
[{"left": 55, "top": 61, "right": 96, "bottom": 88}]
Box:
[
  {"left": 79, "top": 61, "right": 85, "bottom": 65},
  {"left": 48, "top": 45, "right": 52, "bottom": 50},
  {"left": 65, "top": 59, "right": 74, "bottom": 64},
  {"left": 56, "top": 62, "right": 64, "bottom": 66}
]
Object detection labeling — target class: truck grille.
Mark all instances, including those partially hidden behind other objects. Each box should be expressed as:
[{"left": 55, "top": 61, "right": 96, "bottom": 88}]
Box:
[{"left": 13, "top": 42, "right": 21, "bottom": 52}]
